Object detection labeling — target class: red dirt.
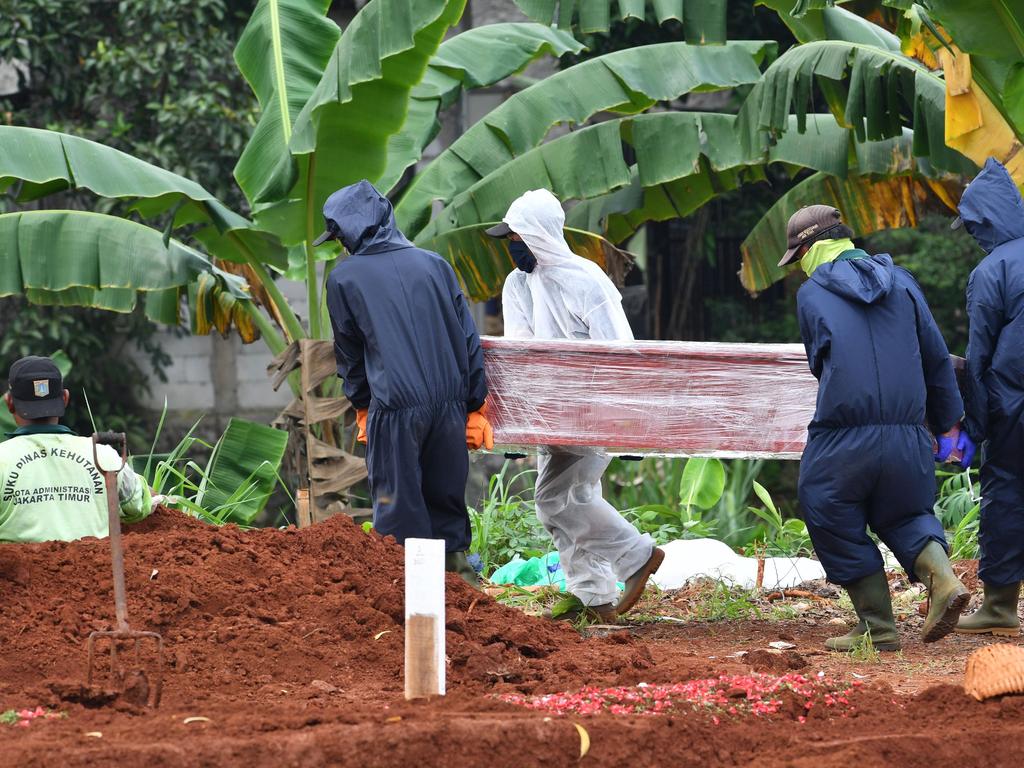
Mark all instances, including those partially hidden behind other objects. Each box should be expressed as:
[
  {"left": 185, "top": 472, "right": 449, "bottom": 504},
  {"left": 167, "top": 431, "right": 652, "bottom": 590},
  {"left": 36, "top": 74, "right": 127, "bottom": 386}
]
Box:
[{"left": 1, "top": 507, "right": 1023, "bottom": 767}]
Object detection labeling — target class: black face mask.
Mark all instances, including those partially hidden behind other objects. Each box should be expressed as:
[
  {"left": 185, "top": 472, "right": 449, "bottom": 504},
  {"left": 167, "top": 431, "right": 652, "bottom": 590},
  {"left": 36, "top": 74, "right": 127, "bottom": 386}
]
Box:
[{"left": 509, "top": 240, "right": 537, "bottom": 273}]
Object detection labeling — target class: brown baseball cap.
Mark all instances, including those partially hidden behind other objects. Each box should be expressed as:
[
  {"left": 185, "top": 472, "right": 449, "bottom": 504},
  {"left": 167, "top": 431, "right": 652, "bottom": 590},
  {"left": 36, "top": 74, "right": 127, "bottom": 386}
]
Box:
[{"left": 778, "top": 205, "right": 844, "bottom": 267}]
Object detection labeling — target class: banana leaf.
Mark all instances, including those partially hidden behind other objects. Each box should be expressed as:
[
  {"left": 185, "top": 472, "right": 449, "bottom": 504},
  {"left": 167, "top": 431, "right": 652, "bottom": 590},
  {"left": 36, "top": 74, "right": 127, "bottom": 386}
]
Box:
[
  {"left": 511, "top": 0, "right": 727, "bottom": 43},
  {"left": 395, "top": 40, "right": 777, "bottom": 237},
  {"left": 233, "top": 0, "right": 340, "bottom": 206},
  {"left": 415, "top": 108, "right": 901, "bottom": 268},
  {"left": 759, "top": 0, "right": 901, "bottom": 49},
  {"left": 377, "top": 22, "right": 583, "bottom": 195},
  {"left": 271, "top": 0, "right": 465, "bottom": 245},
  {"left": 563, "top": 120, "right": 930, "bottom": 246},
  {"left": 0, "top": 126, "right": 288, "bottom": 269},
  {"left": 418, "top": 224, "right": 631, "bottom": 302},
  {"left": 415, "top": 112, "right": 853, "bottom": 245},
  {"left": 920, "top": 1, "right": 1024, "bottom": 64},
  {"left": 736, "top": 38, "right": 976, "bottom": 176},
  {"left": 739, "top": 171, "right": 961, "bottom": 293},
  {"left": 195, "top": 417, "right": 289, "bottom": 525},
  {"left": 0, "top": 210, "right": 249, "bottom": 324}
]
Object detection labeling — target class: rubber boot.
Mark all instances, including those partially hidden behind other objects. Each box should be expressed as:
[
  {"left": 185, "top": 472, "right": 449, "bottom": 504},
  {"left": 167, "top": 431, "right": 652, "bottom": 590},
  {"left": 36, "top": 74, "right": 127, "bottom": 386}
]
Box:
[
  {"left": 826, "top": 571, "right": 901, "bottom": 652},
  {"left": 914, "top": 540, "right": 971, "bottom": 643},
  {"left": 445, "top": 551, "right": 479, "bottom": 587},
  {"left": 956, "top": 582, "right": 1021, "bottom": 637}
]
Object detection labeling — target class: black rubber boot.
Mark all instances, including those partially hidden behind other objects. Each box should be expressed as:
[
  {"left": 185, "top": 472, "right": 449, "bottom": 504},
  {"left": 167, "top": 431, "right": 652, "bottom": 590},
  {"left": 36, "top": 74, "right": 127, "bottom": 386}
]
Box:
[
  {"left": 914, "top": 541, "right": 970, "bottom": 642},
  {"left": 826, "top": 570, "right": 901, "bottom": 652},
  {"left": 445, "top": 551, "right": 480, "bottom": 587},
  {"left": 956, "top": 581, "right": 1021, "bottom": 636}
]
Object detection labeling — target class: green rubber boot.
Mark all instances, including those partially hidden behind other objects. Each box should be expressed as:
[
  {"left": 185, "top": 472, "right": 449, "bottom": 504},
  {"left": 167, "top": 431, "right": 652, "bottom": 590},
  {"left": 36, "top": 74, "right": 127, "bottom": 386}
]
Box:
[
  {"left": 914, "top": 540, "right": 971, "bottom": 643},
  {"left": 956, "top": 582, "right": 1021, "bottom": 637},
  {"left": 826, "top": 571, "right": 901, "bottom": 652},
  {"left": 445, "top": 551, "right": 480, "bottom": 587}
]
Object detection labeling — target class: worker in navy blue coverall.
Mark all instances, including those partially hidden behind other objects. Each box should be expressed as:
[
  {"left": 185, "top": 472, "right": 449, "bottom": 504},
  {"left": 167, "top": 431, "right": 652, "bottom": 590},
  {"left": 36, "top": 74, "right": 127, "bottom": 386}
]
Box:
[
  {"left": 781, "top": 205, "right": 972, "bottom": 652},
  {"left": 318, "top": 180, "right": 492, "bottom": 585},
  {"left": 955, "top": 158, "right": 1024, "bottom": 637}
]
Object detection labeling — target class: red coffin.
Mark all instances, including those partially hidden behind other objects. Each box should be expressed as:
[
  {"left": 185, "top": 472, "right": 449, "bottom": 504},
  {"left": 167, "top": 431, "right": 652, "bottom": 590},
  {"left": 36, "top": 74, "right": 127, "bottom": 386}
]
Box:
[{"left": 482, "top": 337, "right": 819, "bottom": 459}]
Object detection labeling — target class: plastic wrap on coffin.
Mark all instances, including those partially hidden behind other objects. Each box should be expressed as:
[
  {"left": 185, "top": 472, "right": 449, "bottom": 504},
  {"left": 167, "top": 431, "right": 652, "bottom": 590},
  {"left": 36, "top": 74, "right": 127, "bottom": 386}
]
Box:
[{"left": 481, "top": 337, "right": 819, "bottom": 459}]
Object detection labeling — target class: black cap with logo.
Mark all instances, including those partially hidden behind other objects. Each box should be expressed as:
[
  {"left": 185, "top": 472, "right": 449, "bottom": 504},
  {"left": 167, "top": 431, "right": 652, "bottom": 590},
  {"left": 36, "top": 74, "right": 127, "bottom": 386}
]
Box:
[{"left": 7, "top": 356, "right": 65, "bottom": 419}]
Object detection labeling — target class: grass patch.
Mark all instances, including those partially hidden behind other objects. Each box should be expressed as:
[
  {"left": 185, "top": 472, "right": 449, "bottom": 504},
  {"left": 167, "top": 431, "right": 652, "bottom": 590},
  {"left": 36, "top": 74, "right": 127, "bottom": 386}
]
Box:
[
  {"left": 847, "top": 631, "right": 881, "bottom": 663},
  {"left": 681, "top": 579, "right": 763, "bottom": 622}
]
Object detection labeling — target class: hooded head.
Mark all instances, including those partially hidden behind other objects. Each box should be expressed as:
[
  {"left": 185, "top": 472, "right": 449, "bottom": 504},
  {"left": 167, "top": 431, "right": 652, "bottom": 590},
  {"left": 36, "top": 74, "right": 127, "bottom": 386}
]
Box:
[
  {"left": 312, "top": 180, "right": 412, "bottom": 254},
  {"left": 808, "top": 253, "right": 896, "bottom": 305},
  {"left": 955, "top": 157, "right": 1024, "bottom": 254},
  {"left": 497, "top": 189, "right": 577, "bottom": 268}
]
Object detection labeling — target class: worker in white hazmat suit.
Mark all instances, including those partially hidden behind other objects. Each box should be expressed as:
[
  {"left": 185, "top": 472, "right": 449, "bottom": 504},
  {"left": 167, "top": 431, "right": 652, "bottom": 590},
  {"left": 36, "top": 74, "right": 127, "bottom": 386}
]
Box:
[{"left": 486, "top": 189, "right": 664, "bottom": 623}]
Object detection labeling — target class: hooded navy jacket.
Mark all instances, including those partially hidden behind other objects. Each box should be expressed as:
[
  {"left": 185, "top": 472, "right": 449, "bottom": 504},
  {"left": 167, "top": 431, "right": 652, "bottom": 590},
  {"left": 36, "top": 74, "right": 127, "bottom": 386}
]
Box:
[
  {"left": 797, "top": 252, "right": 963, "bottom": 434},
  {"left": 324, "top": 181, "right": 487, "bottom": 412},
  {"left": 960, "top": 158, "right": 1024, "bottom": 444}
]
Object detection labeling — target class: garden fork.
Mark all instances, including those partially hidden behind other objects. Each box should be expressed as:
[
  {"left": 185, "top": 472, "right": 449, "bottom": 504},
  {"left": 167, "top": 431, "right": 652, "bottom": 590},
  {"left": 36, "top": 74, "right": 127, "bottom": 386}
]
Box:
[{"left": 85, "top": 432, "right": 164, "bottom": 707}]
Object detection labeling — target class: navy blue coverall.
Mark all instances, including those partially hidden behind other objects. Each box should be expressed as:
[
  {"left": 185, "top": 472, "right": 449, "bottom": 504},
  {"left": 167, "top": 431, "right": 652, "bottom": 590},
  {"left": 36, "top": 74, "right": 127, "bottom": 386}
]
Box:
[
  {"left": 324, "top": 181, "right": 487, "bottom": 552},
  {"left": 797, "top": 252, "right": 963, "bottom": 585},
  {"left": 960, "top": 158, "right": 1024, "bottom": 587}
]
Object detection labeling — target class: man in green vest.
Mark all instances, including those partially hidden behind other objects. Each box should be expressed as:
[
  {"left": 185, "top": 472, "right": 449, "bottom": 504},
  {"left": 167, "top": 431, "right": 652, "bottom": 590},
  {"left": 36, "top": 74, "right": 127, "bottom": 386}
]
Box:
[{"left": 0, "top": 356, "right": 152, "bottom": 543}]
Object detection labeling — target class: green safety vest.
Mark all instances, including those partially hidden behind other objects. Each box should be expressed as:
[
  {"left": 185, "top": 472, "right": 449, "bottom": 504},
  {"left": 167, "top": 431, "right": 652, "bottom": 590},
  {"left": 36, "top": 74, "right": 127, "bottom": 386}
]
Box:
[{"left": 0, "top": 425, "right": 151, "bottom": 543}]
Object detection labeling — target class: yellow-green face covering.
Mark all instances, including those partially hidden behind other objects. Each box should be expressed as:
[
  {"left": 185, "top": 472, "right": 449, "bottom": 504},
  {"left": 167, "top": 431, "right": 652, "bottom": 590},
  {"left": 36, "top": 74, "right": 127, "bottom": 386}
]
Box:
[{"left": 800, "top": 238, "right": 856, "bottom": 277}]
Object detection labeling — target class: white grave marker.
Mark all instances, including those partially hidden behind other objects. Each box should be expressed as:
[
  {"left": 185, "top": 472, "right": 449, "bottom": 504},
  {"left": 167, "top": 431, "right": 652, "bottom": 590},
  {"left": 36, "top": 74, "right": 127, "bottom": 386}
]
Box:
[{"left": 404, "top": 538, "right": 445, "bottom": 699}]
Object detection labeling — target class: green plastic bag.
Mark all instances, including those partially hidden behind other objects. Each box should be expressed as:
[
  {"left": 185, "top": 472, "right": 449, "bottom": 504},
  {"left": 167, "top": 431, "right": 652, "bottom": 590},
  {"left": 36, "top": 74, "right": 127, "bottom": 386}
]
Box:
[{"left": 490, "top": 552, "right": 566, "bottom": 589}]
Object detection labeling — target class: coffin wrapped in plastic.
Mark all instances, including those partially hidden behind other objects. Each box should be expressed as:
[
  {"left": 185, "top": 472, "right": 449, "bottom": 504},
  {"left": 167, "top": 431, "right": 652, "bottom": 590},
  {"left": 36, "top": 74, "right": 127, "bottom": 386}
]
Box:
[{"left": 482, "top": 337, "right": 818, "bottom": 459}]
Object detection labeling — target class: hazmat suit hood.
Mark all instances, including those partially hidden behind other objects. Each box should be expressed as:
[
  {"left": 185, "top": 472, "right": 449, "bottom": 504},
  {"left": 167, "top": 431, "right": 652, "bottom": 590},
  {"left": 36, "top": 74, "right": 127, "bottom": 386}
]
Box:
[
  {"left": 809, "top": 253, "right": 896, "bottom": 305},
  {"left": 500, "top": 189, "right": 632, "bottom": 340},
  {"left": 957, "top": 157, "right": 1024, "bottom": 254},
  {"left": 321, "top": 180, "right": 413, "bottom": 255}
]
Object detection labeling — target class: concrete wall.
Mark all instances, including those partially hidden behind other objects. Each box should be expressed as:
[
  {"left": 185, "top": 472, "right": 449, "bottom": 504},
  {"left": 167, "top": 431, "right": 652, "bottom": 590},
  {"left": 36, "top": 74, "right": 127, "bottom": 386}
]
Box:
[{"left": 139, "top": 277, "right": 306, "bottom": 444}]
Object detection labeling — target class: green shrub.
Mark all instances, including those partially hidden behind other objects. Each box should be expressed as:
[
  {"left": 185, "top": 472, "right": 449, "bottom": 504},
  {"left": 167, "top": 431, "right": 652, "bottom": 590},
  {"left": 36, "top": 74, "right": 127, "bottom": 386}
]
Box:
[{"left": 468, "top": 462, "right": 551, "bottom": 577}]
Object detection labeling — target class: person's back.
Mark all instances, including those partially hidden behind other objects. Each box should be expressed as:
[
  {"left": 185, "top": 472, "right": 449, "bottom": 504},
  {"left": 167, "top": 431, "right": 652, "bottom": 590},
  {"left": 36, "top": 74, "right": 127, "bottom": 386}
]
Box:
[
  {"left": 330, "top": 245, "right": 481, "bottom": 408},
  {"left": 321, "top": 180, "right": 488, "bottom": 582},
  {"left": 955, "top": 157, "right": 1024, "bottom": 634},
  {"left": 969, "top": 254, "right": 1024, "bottom": 414},
  {"left": 960, "top": 158, "right": 1024, "bottom": 448},
  {"left": 0, "top": 428, "right": 146, "bottom": 542},
  {"left": 0, "top": 356, "right": 150, "bottom": 544},
  {"left": 325, "top": 183, "right": 485, "bottom": 412},
  {"left": 783, "top": 207, "right": 968, "bottom": 652},
  {"left": 797, "top": 254, "right": 957, "bottom": 432}
]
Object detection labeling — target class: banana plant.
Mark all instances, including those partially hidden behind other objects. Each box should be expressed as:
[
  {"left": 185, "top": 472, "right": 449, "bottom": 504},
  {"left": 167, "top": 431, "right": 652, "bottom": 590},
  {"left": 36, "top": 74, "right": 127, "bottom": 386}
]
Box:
[
  {"left": 0, "top": 1, "right": 621, "bottom": 508},
  {"left": 0, "top": 4, "right": 581, "bottom": 351},
  {"left": 2, "top": 0, "right": 1000, "bottom": 357}
]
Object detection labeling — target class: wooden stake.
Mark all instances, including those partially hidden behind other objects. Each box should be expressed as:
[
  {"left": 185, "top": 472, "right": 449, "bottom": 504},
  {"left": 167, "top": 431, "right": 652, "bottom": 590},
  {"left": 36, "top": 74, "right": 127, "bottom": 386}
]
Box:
[
  {"left": 296, "top": 488, "right": 311, "bottom": 529},
  {"left": 404, "top": 538, "right": 445, "bottom": 699}
]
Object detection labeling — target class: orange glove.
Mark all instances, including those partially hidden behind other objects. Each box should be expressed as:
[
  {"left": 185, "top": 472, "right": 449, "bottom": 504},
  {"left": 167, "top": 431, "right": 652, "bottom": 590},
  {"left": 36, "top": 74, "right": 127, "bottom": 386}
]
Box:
[
  {"left": 466, "top": 406, "right": 494, "bottom": 451},
  {"left": 355, "top": 408, "right": 368, "bottom": 445}
]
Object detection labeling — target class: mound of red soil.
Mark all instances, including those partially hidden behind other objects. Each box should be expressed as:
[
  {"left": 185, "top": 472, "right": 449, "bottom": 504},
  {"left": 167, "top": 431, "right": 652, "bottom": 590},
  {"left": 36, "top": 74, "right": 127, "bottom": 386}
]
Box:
[
  {"left": 0, "top": 507, "right": 653, "bottom": 711},
  {"left": 3, "top": 508, "right": 1022, "bottom": 767}
]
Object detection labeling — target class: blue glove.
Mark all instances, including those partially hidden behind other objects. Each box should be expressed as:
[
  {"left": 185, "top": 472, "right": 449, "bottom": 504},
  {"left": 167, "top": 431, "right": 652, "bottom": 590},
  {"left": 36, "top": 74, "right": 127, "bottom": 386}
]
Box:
[
  {"left": 957, "top": 430, "right": 977, "bottom": 469},
  {"left": 934, "top": 432, "right": 955, "bottom": 462}
]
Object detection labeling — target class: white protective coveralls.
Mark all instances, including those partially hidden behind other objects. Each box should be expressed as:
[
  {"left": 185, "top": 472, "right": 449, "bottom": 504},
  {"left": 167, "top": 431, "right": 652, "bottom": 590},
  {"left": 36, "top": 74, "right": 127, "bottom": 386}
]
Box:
[{"left": 500, "top": 189, "right": 654, "bottom": 606}]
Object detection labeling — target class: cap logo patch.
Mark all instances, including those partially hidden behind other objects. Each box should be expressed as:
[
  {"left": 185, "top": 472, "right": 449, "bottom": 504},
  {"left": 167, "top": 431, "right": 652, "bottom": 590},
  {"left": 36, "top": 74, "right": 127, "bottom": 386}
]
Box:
[
  {"left": 33, "top": 380, "right": 49, "bottom": 398},
  {"left": 797, "top": 224, "right": 820, "bottom": 239}
]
